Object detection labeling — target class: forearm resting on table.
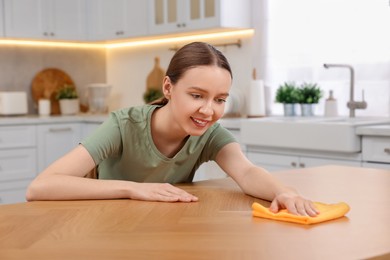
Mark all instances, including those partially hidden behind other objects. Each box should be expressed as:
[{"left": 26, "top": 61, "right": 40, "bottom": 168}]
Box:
[
  {"left": 26, "top": 174, "right": 132, "bottom": 201},
  {"left": 237, "top": 166, "right": 297, "bottom": 201}
]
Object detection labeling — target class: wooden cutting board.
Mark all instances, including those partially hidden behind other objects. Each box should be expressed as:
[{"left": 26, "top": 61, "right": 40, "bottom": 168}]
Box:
[
  {"left": 31, "top": 68, "right": 75, "bottom": 115},
  {"left": 146, "top": 57, "right": 165, "bottom": 91}
]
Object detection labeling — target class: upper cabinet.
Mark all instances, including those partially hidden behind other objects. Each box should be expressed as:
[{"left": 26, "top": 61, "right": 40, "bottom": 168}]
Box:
[
  {"left": 4, "top": 0, "right": 87, "bottom": 41},
  {"left": 148, "top": 0, "right": 251, "bottom": 35},
  {"left": 0, "top": 1, "right": 4, "bottom": 37},
  {"left": 87, "top": 0, "right": 148, "bottom": 41}
]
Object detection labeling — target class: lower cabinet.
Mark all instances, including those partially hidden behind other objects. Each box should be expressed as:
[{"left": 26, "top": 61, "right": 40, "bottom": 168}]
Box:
[
  {"left": 247, "top": 150, "right": 361, "bottom": 172},
  {"left": 0, "top": 125, "right": 37, "bottom": 204},
  {"left": 0, "top": 180, "right": 32, "bottom": 204},
  {"left": 37, "top": 123, "right": 82, "bottom": 173}
]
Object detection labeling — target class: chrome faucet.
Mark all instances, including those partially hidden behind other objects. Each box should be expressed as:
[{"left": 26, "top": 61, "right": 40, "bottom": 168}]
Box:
[{"left": 323, "top": 63, "right": 367, "bottom": 117}]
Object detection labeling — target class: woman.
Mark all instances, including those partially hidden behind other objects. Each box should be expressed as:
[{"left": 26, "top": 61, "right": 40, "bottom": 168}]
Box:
[{"left": 27, "top": 42, "right": 318, "bottom": 217}]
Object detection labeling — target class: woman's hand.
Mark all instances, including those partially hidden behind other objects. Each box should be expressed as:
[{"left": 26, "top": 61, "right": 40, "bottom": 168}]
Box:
[
  {"left": 129, "top": 183, "right": 198, "bottom": 202},
  {"left": 269, "top": 192, "right": 319, "bottom": 217}
]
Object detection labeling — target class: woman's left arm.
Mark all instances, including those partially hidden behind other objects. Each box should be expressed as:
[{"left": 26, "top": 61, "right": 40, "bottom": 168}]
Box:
[{"left": 215, "top": 142, "right": 318, "bottom": 216}]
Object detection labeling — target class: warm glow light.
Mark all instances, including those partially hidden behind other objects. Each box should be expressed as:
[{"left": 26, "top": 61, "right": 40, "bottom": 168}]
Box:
[
  {"left": 0, "top": 29, "right": 254, "bottom": 49},
  {"left": 0, "top": 39, "right": 104, "bottom": 48},
  {"left": 106, "top": 29, "right": 254, "bottom": 49}
]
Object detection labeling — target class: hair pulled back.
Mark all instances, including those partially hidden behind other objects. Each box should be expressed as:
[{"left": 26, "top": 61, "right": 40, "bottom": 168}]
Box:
[{"left": 151, "top": 42, "right": 232, "bottom": 106}]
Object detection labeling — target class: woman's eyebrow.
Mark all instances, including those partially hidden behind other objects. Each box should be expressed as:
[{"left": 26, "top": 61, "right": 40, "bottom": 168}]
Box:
[{"left": 188, "top": 86, "right": 229, "bottom": 97}]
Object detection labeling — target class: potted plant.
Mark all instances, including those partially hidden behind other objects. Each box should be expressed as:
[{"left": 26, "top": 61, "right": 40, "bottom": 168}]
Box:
[
  {"left": 55, "top": 84, "right": 80, "bottom": 115},
  {"left": 143, "top": 88, "right": 163, "bottom": 104},
  {"left": 275, "top": 82, "right": 300, "bottom": 116},
  {"left": 297, "top": 82, "right": 323, "bottom": 116}
]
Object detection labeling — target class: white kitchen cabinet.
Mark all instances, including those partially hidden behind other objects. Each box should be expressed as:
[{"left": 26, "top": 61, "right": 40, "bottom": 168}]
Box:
[
  {"left": 4, "top": 0, "right": 87, "bottom": 41},
  {"left": 81, "top": 122, "right": 101, "bottom": 139},
  {"left": 148, "top": 0, "right": 251, "bottom": 35},
  {"left": 0, "top": 0, "right": 4, "bottom": 37},
  {"left": 37, "top": 123, "right": 82, "bottom": 172},
  {"left": 247, "top": 150, "right": 361, "bottom": 172},
  {"left": 0, "top": 125, "right": 37, "bottom": 204},
  {"left": 362, "top": 136, "right": 390, "bottom": 164},
  {"left": 87, "top": 0, "right": 148, "bottom": 41}
]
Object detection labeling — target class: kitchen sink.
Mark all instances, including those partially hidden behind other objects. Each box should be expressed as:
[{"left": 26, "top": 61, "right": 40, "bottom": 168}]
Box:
[{"left": 241, "top": 116, "right": 390, "bottom": 153}]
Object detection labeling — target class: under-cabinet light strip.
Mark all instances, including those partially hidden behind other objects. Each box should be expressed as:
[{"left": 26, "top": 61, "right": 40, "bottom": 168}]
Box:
[
  {"left": 105, "top": 29, "right": 254, "bottom": 49},
  {"left": 0, "top": 29, "right": 254, "bottom": 49}
]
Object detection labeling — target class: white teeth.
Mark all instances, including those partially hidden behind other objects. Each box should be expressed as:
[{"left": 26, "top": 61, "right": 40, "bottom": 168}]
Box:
[{"left": 193, "top": 118, "right": 207, "bottom": 126}]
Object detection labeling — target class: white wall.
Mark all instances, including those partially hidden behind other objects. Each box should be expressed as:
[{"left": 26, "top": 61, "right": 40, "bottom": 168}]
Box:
[{"left": 252, "top": 0, "right": 390, "bottom": 117}]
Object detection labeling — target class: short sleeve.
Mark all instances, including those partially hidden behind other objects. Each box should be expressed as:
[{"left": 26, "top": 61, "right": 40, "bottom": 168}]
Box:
[{"left": 81, "top": 113, "right": 123, "bottom": 165}]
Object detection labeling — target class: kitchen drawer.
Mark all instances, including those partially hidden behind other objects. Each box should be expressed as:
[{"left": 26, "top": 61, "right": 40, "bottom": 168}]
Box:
[
  {"left": 0, "top": 179, "right": 31, "bottom": 204},
  {"left": 362, "top": 136, "right": 390, "bottom": 163},
  {"left": 0, "top": 148, "right": 37, "bottom": 181},
  {"left": 0, "top": 125, "right": 36, "bottom": 149}
]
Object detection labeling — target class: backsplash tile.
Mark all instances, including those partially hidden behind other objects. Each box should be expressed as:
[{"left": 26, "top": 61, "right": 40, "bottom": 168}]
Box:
[{"left": 0, "top": 45, "right": 106, "bottom": 114}]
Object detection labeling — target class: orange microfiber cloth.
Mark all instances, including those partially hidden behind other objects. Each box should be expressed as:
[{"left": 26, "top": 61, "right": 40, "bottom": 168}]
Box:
[{"left": 252, "top": 201, "right": 350, "bottom": 225}]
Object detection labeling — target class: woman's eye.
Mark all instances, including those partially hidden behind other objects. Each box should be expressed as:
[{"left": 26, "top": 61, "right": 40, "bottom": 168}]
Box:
[
  {"left": 191, "top": 94, "right": 202, "bottom": 99},
  {"left": 216, "top": 98, "right": 226, "bottom": 104}
]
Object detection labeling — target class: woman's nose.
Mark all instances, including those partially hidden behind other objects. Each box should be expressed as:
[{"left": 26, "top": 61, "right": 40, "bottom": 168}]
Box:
[{"left": 199, "top": 101, "right": 214, "bottom": 116}]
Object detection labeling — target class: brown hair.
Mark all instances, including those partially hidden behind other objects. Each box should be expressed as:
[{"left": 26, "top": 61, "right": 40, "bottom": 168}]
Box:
[{"left": 151, "top": 42, "right": 232, "bottom": 106}]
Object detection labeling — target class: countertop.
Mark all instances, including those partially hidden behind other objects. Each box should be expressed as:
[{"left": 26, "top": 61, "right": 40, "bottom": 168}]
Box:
[
  {"left": 356, "top": 124, "right": 390, "bottom": 137},
  {"left": 0, "top": 113, "right": 109, "bottom": 125},
  {"left": 0, "top": 165, "right": 389, "bottom": 259},
  {"left": 0, "top": 113, "right": 244, "bottom": 129}
]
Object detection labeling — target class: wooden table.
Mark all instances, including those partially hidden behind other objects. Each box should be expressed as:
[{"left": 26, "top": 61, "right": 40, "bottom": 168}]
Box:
[{"left": 1, "top": 165, "right": 389, "bottom": 259}]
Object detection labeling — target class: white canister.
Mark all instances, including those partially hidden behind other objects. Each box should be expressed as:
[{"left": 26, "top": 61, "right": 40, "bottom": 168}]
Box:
[
  {"left": 324, "top": 90, "right": 338, "bottom": 117},
  {"left": 38, "top": 99, "right": 51, "bottom": 116}
]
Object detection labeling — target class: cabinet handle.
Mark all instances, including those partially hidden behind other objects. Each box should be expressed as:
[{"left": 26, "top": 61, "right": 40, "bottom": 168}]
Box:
[
  {"left": 299, "top": 163, "right": 305, "bottom": 168},
  {"left": 384, "top": 148, "right": 390, "bottom": 154},
  {"left": 49, "top": 127, "right": 72, "bottom": 133},
  {"left": 43, "top": 32, "right": 48, "bottom": 36},
  {"left": 50, "top": 32, "right": 55, "bottom": 36},
  {"left": 291, "top": 162, "right": 297, "bottom": 167}
]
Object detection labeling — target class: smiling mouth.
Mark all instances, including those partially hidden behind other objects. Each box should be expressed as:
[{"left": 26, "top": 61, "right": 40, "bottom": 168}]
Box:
[{"left": 191, "top": 117, "right": 209, "bottom": 127}]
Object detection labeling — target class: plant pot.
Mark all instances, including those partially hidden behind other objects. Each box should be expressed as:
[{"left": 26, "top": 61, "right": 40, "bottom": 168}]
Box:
[
  {"left": 300, "top": 103, "right": 315, "bottom": 117},
  {"left": 283, "top": 103, "right": 297, "bottom": 117},
  {"left": 59, "top": 99, "right": 80, "bottom": 115}
]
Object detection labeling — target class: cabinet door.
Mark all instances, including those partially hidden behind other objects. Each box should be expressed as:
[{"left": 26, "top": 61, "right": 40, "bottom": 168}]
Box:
[
  {"left": 37, "top": 123, "right": 82, "bottom": 172},
  {"left": 4, "top": 0, "right": 87, "bottom": 40},
  {"left": 298, "top": 157, "right": 361, "bottom": 168},
  {"left": 149, "top": 0, "right": 250, "bottom": 35},
  {"left": 0, "top": 180, "right": 32, "bottom": 204},
  {"left": 247, "top": 152, "right": 298, "bottom": 172},
  {"left": 0, "top": 148, "right": 37, "bottom": 182},
  {"left": 87, "top": 0, "right": 148, "bottom": 41},
  {"left": 4, "top": 0, "right": 46, "bottom": 39},
  {"left": 49, "top": 0, "right": 87, "bottom": 40},
  {"left": 0, "top": 0, "right": 4, "bottom": 37},
  {"left": 149, "top": 0, "right": 185, "bottom": 35}
]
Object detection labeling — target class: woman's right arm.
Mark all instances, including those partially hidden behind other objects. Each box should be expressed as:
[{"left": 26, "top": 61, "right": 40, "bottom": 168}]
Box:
[{"left": 26, "top": 145, "right": 197, "bottom": 202}]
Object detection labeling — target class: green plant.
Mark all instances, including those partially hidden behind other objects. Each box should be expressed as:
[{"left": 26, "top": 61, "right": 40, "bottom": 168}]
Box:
[
  {"left": 297, "top": 82, "right": 322, "bottom": 104},
  {"left": 55, "top": 84, "right": 78, "bottom": 100},
  {"left": 275, "top": 82, "right": 299, "bottom": 104},
  {"left": 143, "top": 88, "right": 163, "bottom": 103}
]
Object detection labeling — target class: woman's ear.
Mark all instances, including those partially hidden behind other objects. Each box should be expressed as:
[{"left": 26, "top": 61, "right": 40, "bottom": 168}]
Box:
[{"left": 162, "top": 76, "right": 172, "bottom": 99}]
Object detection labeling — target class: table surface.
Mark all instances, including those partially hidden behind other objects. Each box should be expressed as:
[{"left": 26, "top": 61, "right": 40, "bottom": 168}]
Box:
[{"left": 1, "top": 165, "right": 389, "bottom": 260}]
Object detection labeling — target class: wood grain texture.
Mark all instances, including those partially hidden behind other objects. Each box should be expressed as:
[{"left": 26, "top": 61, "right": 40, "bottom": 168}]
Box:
[
  {"left": 31, "top": 68, "right": 75, "bottom": 115},
  {"left": 0, "top": 166, "right": 389, "bottom": 259}
]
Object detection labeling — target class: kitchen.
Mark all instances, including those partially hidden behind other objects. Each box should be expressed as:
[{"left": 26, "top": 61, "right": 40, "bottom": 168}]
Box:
[{"left": 0, "top": 0, "right": 389, "bottom": 259}]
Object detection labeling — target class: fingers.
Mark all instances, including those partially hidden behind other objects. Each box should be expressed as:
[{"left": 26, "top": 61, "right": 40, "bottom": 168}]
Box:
[
  {"left": 269, "top": 199, "right": 280, "bottom": 213},
  {"left": 150, "top": 183, "right": 198, "bottom": 203},
  {"left": 271, "top": 194, "right": 320, "bottom": 217},
  {"left": 158, "top": 184, "right": 198, "bottom": 202}
]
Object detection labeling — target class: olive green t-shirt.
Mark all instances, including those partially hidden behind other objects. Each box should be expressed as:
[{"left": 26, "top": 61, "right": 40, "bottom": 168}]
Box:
[{"left": 81, "top": 105, "right": 237, "bottom": 183}]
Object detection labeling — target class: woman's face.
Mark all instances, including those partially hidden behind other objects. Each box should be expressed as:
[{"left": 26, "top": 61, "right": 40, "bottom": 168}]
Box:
[{"left": 163, "top": 65, "right": 232, "bottom": 136}]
